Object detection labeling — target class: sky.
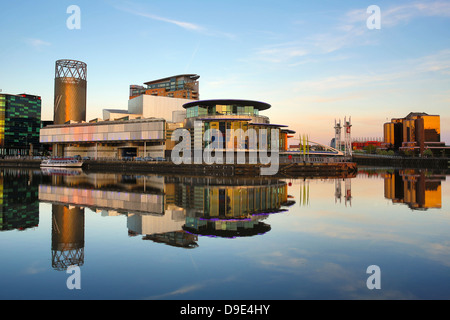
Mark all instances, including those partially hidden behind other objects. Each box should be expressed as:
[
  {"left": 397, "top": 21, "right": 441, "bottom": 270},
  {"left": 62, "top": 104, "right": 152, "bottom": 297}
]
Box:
[{"left": 0, "top": 0, "right": 449, "bottom": 145}]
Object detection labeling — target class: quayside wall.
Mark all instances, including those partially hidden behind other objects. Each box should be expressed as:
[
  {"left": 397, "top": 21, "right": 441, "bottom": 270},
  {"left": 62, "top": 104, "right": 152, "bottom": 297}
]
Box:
[
  {"left": 352, "top": 154, "right": 450, "bottom": 169},
  {"left": 0, "top": 159, "right": 357, "bottom": 178}
]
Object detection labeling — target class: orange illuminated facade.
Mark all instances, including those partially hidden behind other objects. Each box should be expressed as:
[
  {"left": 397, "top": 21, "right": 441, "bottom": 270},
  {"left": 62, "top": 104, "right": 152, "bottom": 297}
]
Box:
[
  {"left": 54, "top": 60, "right": 87, "bottom": 125},
  {"left": 384, "top": 170, "right": 445, "bottom": 210},
  {"left": 382, "top": 112, "right": 447, "bottom": 155}
]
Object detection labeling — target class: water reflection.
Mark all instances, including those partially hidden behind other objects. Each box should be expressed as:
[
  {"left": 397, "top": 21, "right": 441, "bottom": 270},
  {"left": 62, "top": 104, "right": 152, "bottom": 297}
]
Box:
[
  {"left": 52, "top": 205, "right": 85, "bottom": 271},
  {"left": 3, "top": 167, "right": 446, "bottom": 274},
  {"left": 383, "top": 169, "right": 446, "bottom": 210},
  {"left": 0, "top": 170, "right": 39, "bottom": 231},
  {"left": 37, "top": 171, "right": 293, "bottom": 257},
  {"left": 174, "top": 176, "right": 289, "bottom": 238}
]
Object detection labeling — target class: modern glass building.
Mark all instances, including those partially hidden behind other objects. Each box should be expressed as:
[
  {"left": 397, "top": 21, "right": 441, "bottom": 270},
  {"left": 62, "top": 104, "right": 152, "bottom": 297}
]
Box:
[
  {"left": 130, "top": 74, "right": 200, "bottom": 100},
  {"left": 183, "top": 99, "right": 292, "bottom": 153},
  {"left": 0, "top": 93, "right": 41, "bottom": 156},
  {"left": 383, "top": 112, "right": 449, "bottom": 155}
]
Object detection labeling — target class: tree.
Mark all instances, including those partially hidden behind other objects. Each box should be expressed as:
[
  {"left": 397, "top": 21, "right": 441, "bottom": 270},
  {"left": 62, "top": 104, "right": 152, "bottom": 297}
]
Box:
[{"left": 423, "top": 149, "right": 433, "bottom": 158}]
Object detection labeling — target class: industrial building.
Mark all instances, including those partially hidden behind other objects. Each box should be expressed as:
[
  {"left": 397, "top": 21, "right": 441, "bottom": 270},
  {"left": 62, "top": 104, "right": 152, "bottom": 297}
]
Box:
[
  {"left": 383, "top": 112, "right": 448, "bottom": 156},
  {"left": 0, "top": 93, "right": 41, "bottom": 156}
]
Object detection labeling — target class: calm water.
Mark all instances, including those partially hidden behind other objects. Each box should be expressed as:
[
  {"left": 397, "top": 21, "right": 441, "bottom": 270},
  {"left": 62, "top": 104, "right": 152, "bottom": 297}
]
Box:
[{"left": 0, "top": 167, "right": 449, "bottom": 300}]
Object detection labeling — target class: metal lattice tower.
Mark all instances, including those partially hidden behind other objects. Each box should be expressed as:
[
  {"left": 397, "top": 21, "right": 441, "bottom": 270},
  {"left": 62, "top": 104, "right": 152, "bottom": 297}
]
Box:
[
  {"left": 51, "top": 205, "right": 85, "bottom": 271},
  {"left": 54, "top": 59, "right": 87, "bottom": 125},
  {"left": 344, "top": 116, "right": 352, "bottom": 157},
  {"left": 334, "top": 119, "right": 342, "bottom": 151}
]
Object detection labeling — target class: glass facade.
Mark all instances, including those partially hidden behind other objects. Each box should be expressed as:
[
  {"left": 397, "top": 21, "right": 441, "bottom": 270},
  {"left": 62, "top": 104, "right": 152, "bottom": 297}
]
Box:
[
  {"left": 186, "top": 104, "right": 259, "bottom": 118},
  {"left": 131, "top": 75, "right": 200, "bottom": 100},
  {"left": 0, "top": 94, "right": 41, "bottom": 156}
]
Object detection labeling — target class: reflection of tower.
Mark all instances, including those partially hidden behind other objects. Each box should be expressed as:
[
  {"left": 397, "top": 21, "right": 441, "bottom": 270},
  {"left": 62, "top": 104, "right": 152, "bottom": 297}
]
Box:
[
  {"left": 344, "top": 116, "right": 352, "bottom": 157},
  {"left": 335, "top": 179, "right": 352, "bottom": 206},
  {"left": 334, "top": 119, "right": 342, "bottom": 151},
  {"left": 299, "top": 181, "right": 310, "bottom": 206},
  {"left": 54, "top": 59, "right": 87, "bottom": 125},
  {"left": 51, "top": 204, "right": 85, "bottom": 271},
  {"left": 345, "top": 179, "right": 352, "bottom": 206},
  {"left": 335, "top": 179, "right": 342, "bottom": 203}
]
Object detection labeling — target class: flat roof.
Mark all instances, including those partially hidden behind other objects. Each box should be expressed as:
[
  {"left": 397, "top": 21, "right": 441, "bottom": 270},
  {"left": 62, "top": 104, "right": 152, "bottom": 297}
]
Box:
[
  {"left": 0, "top": 93, "right": 41, "bottom": 99},
  {"left": 197, "top": 118, "right": 253, "bottom": 122},
  {"left": 144, "top": 74, "right": 200, "bottom": 86},
  {"left": 249, "top": 123, "right": 288, "bottom": 128},
  {"left": 183, "top": 99, "right": 271, "bottom": 111},
  {"left": 43, "top": 117, "right": 165, "bottom": 129},
  {"left": 103, "top": 109, "right": 129, "bottom": 114}
]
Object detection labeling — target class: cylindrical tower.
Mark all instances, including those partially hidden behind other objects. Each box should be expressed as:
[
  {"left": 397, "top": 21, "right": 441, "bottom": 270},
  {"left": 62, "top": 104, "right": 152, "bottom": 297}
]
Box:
[
  {"left": 51, "top": 204, "right": 85, "bottom": 271},
  {"left": 54, "top": 59, "right": 87, "bottom": 125}
]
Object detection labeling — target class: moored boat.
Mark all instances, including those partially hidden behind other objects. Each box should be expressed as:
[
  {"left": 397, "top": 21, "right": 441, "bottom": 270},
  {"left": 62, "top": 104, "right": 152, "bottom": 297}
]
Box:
[{"left": 40, "top": 158, "right": 84, "bottom": 168}]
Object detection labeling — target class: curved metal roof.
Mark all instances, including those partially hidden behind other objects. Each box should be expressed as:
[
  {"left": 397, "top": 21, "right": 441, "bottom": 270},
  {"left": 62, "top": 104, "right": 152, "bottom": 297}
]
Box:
[
  {"left": 183, "top": 99, "right": 271, "bottom": 111},
  {"left": 249, "top": 123, "right": 288, "bottom": 128}
]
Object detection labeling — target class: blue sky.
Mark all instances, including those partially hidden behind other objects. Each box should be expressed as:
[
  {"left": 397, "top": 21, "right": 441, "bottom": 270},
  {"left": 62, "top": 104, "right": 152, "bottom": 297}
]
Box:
[{"left": 1, "top": 0, "right": 449, "bottom": 144}]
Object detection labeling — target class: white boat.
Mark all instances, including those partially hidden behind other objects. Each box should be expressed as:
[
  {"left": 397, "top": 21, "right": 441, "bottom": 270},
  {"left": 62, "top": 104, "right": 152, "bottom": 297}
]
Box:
[
  {"left": 41, "top": 167, "right": 83, "bottom": 176},
  {"left": 40, "top": 158, "right": 84, "bottom": 168}
]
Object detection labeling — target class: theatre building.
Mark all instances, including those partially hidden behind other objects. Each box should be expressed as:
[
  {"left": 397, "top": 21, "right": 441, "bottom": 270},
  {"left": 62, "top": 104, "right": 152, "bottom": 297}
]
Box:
[{"left": 40, "top": 98, "right": 293, "bottom": 160}]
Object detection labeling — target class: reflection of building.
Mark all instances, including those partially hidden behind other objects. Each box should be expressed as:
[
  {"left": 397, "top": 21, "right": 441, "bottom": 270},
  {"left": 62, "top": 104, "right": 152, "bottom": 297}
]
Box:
[
  {"left": 38, "top": 172, "right": 194, "bottom": 248},
  {"left": 51, "top": 204, "right": 85, "bottom": 271},
  {"left": 0, "top": 93, "right": 41, "bottom": 156},
  {"left": 384, "top": 170, "right": 445, "bottom": 210},
  {"left": 383, "top": 112, "right": 448, "bottom": 155},
  {"left": 39, "top": 172, "right": 290, "bottom": 247},
  {"left": 174, "top": 176, "right": 289, "bottom": 238},
  {"left": 0, "top": 170, "right": 39, "bottom": 231}
]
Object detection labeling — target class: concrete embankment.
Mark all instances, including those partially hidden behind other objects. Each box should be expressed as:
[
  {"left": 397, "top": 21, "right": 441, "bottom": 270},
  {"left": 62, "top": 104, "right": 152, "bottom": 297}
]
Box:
[
  {"left": 352, "top": 154, "right": 450, "bottom": 169},
  {"left": 0, "top": 159, "right": 358, "bottom": 178}
]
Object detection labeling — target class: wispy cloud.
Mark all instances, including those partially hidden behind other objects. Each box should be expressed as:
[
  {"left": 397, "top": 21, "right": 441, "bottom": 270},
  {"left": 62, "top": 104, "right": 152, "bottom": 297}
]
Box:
[
  {"left": 291, "top": 49, "right": 450, "bottom": 93},
  {"left": 118, "top": 6, "right": 203, "bottom": 32},
  {"left": 253, "top": 1, "right": 450, "bottom": 65},
  {"left": 112, "top": 2, "right": 235, "bottom": 39},
  {"left": 25, "top": 38, "right": 51, "bottom": 50}
]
